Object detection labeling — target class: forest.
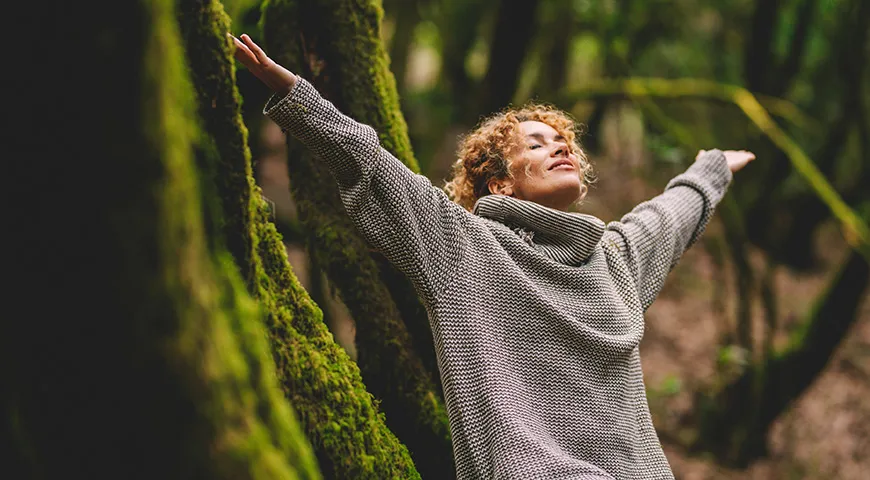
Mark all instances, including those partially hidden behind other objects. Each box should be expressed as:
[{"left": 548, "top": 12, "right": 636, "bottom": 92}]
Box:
[{"left": 8, "top": 0, "right": 869, "bottom": 478}]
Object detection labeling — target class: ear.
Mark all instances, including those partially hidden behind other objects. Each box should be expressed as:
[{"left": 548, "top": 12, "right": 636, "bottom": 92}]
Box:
[{"left": 487, "top": 177, "right": 514, "bottom": 196}]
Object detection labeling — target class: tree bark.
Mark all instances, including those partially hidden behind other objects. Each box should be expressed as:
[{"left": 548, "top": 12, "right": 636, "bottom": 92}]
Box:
[
  {"left": 6, "top": 1, "right": 319, "bottom": 478},
  {"left": 176, "top": 1, "right": 421, "bottom": 478},
  {"left": 261, "top": 1, "right": 454, "bottom": 478}
]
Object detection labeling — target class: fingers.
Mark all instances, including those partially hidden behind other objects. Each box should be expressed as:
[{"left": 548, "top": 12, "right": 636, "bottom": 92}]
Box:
[
  {"left": 229, "top": 33, "right": 277, "bottom": 91},
  {"left": 228, "top": 32, "right": 297, "bottom": 94},
  {"left": 229, "top": 33, "right": 259, "bottom": 66},
  {"left": 725, "top": 150, "right": 756, "bottom": 159},
  {"left": 735, "top": 150, "right": 756, "bottom": 162},
  {"left": 723, "top": 150, "right": 756, "bottom": 173},
  {"left": 241, "top": 34, "right": 270, "bottom": 64}
]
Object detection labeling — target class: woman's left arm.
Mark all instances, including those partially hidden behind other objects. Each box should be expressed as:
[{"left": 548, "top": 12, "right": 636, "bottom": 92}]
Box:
[{"left": 604, "top": 149, "right": 753, "bottom": 310}]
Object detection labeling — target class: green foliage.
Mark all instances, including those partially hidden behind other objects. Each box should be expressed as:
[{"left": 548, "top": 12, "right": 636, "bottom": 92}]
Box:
[{"left": 648, "top": 374, "right": 683, "bottom": 400}]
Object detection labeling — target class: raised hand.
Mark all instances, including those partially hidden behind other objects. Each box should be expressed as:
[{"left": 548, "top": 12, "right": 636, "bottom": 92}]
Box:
[
  {"left": 229, "top": 33, "right": 297, "bottom": 95},
  {"left": 696, "top": 149, "right": 756, "bottom": 173}
]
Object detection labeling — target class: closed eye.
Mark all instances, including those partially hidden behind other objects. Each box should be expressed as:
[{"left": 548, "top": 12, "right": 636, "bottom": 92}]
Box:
[{"left": 528, "top": 144, "right": 542, "bottom": 150}]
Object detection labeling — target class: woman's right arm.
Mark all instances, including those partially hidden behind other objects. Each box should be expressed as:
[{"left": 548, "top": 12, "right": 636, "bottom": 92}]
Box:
[{"left": 232, "top": 34, "right": 467, "bottom": 303}]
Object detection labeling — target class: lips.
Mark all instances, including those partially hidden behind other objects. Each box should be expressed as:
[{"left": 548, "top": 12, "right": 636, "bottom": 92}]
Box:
[{"left": 547, "top": 159, "right": 574, "bottom": 171}]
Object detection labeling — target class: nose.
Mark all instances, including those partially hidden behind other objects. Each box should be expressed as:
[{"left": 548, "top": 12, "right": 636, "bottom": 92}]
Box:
[{"left": 551, "top": 142, "right": 569, "bottom": 157}]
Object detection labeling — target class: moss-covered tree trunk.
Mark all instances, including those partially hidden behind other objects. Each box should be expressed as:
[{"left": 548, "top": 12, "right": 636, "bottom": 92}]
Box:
[
  {"left": 261, "top": 1, "right": 455, "bottom": 478},
  {"left": 5, "top": 1, "right": 319, "bottom": 478},
  {"left": 175, "top": 1, "right": 421, "bottom": 478}
]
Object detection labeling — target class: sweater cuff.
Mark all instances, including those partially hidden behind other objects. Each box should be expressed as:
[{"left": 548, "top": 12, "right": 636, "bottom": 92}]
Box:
[
  {"left": 662, "top": 148, "right": 732, "bottom": 247},
  {"left": 669, "top": 149, "right": 732, "bottom": 195},
  {"left": 263, "top": 75, "right": 313, "bottom": 133}
]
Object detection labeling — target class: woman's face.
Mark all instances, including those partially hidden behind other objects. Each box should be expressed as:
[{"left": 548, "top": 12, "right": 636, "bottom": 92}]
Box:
[{"left": 488, "top": 121, "right": 585, "bottom": 211}]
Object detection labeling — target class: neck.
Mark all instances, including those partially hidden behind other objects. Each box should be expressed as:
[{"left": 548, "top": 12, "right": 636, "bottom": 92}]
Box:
[{"left": 512, "top": 194, "right": 575, "bottom": 212}]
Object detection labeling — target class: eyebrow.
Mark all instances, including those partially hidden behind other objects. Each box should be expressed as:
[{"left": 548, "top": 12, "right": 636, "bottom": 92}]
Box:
[{"left": 525, "top": 133, "right": 565, "bottom": 142}]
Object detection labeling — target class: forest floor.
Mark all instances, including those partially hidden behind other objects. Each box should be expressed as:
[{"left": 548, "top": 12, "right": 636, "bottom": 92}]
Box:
[{"left": 257, "top": 120, "right": 870, "bottom": 480}]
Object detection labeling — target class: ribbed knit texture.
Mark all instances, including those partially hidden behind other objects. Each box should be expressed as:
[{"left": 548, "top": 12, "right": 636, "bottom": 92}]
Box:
[{"left": 266, "top": 78, "right": 732, "bottom": 480}]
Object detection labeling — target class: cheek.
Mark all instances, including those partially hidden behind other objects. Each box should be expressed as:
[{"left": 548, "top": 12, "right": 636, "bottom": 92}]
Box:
[
  {"left": 509, "top": 155, "right": 534, "bottom": 178},
  {"left": 523, "top": 154, "right": 549, "bottom": 177}
]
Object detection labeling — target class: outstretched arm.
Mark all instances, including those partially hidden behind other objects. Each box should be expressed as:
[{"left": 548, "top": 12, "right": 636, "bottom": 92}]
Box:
[
  {"left": 603, "top": 149, "right": 753, "bottom": 310},
  {"left": 231, "top": 34, "right": 467, "bottom": 304}
]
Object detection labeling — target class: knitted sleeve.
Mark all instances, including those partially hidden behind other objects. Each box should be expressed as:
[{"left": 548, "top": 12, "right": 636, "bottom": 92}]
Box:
[
  {"left": 604, "top": 150, "right": 732, "bottom": 310},
  {"left": 264, "top": 78, "right": 466, "bottom": 303}
]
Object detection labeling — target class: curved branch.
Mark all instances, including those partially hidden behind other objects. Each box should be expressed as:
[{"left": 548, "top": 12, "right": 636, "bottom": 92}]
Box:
[
  {"left": 560, "top": 77, "right": 870, "bottom": 262},
  {"left": 560, "top": 78, "right": 819, "bottom": 130}
]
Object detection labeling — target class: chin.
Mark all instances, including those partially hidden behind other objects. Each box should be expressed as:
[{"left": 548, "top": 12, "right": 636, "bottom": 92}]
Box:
[
  {"left": 560, "top": 179, "right": 585, "bottom": 200},
  {"left": 546, "top": 182, "right": 585, "bottom": 210}
]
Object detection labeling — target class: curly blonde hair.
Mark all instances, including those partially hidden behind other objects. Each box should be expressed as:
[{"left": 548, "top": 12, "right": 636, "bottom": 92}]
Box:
[{"left": 444, "top": 104, "right": 594, "bottom": 211}]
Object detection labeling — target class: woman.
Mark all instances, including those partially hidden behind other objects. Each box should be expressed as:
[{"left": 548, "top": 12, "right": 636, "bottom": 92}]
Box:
[{"left": 231, "top": 33, "right": 754, "bottom": 480}]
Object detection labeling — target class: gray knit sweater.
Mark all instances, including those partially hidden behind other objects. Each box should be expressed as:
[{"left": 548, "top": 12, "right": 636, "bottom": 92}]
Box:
[{"left": 266, "top": 78, "right": 732, "bottom": 480}]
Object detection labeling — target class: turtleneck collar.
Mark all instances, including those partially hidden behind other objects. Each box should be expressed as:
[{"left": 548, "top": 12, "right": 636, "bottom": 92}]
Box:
[{"left": 472, "top": 194, "right": 605, "bottom": 266}]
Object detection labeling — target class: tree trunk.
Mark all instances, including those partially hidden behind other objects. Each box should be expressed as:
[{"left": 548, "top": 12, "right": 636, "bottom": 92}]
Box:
[
  {"left": 261, "top": 1, "right": 454, "bottom": 478},
  {"left": 695, "top": 250, "right": 870, "bottom": 466},
  {"left": 532, "top": 0, "right": 574, "bottom": 99},
  {"left": 743, "top": 0, "right": 782, "bottom": 95},
  {"left": 752, "top": 0, "right": 869, "bottom": 268},
  {"left": 478, "top": 0, "right": 541, "bottom": 116},
  {"left": 176, "top": 1, "right": 421, "bottom": 478},
  {"left": 6, "top": 1, "right": 319, "bottom": 478},
  {"left": 437, "top": 0, "right": 489, "bottom": 119},
  {"left": 386, "top": 0, "right": 421, "bottom": 98}
]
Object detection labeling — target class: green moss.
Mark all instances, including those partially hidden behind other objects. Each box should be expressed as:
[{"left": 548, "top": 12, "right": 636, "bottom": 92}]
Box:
[
  {"left": 176, "top": 0, "right": 258, "bottom": 288},
  {"left": 9, "top": 1, "right": 319, "bottom": 477},
  {"left": 177, "top": 1, "right": 420, "bottom": 477},
  {"left": 261, "top": 1, "right": 454, "bottom": 477}
]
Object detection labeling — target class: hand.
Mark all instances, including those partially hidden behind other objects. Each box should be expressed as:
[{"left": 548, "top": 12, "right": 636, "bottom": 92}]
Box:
[
  {"left": 696, "top": 149, "right": 756, "bottom": 173},
  {"left": 229, "top": 33, "right": 297, "bottom": 96}
]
